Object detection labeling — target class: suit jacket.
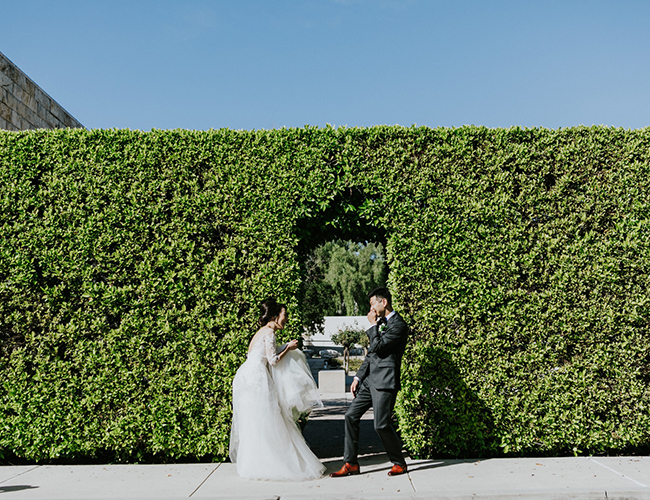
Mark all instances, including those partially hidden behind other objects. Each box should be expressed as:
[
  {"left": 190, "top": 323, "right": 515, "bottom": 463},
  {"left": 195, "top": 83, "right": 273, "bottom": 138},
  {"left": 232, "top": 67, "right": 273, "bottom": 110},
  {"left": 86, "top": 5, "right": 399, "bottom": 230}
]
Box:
[{"left": 355, "top": 311, "right": 408, "bottom": 391}]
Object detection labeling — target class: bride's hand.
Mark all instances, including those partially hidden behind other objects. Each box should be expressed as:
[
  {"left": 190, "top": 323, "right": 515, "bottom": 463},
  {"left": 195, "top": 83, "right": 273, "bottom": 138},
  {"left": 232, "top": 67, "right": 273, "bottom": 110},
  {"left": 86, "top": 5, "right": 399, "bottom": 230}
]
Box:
[{"left": 286, "top": 339, "right": 299, "bottom": 351}]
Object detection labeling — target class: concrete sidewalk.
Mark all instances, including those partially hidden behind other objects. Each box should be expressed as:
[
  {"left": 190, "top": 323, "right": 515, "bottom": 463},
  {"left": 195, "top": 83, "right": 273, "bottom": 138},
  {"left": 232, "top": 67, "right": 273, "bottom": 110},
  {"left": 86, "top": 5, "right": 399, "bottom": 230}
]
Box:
[
  {"left": 2, "top": 394, "right": 650, "bottom": 499},
  {"left": 2, "top": 456, "right": 650, "bottom": 500}
]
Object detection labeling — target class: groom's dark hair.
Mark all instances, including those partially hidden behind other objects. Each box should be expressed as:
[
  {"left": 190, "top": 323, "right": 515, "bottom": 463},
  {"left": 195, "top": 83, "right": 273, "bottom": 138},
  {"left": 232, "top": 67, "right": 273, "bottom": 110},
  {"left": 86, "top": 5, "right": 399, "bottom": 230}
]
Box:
[{"left": 368, "top": 287, "right": 392, "bottom": 307}]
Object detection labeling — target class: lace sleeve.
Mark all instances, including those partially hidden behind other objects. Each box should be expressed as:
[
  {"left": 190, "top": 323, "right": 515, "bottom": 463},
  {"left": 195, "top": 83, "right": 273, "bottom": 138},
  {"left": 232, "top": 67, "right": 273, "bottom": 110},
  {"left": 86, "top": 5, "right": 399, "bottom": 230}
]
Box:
[{"left": 262, "top": 329, "right": 280, "bottom": 366}]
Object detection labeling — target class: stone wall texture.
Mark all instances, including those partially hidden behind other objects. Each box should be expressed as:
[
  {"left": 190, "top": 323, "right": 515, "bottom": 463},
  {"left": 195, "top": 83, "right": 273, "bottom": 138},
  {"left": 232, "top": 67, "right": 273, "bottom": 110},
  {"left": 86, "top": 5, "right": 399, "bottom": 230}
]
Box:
[{"left": 0, "top": 51, "right": 83, "bottom": 131}]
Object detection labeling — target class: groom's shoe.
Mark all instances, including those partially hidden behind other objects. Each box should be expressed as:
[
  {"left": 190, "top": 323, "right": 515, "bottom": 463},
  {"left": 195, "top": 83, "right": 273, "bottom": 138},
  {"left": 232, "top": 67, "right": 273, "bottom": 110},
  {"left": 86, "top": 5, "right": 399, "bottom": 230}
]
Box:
[
  {"left": 387, "top": 463, "right": 408, "bottom": 476},
  {"left": 329, "top": 463, "right": 360, "bottom": 477}
]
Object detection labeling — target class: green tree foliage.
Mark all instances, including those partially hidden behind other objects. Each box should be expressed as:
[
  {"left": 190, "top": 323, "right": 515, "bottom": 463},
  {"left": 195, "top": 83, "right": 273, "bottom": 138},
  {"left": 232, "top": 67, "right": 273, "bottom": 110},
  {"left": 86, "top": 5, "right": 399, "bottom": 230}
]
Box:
[
  {"left": 330, "top": 327, "right": 367, "bottom": 350},
  {"left": 326, "top": 241, "right": 387, "bottom": 315},
  {"left": 300, "top": 240, "right": 387, "bottom": 333},
  {"left": 297, "top": 244, "right": 338, "bottom": 335}
]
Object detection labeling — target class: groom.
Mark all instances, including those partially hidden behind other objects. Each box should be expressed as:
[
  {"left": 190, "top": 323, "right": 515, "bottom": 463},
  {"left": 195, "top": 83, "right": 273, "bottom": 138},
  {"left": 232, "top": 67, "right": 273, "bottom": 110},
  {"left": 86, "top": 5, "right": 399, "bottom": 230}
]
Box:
[{"left": 330, "top": 287, "right": 409, "bottom": 477}]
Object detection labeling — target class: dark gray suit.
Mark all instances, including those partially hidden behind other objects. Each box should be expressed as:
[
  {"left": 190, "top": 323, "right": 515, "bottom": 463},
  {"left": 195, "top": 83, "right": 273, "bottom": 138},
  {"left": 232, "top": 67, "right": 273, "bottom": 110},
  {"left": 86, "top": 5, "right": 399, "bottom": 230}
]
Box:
[{"left": 344, "top": 311, "right": 408, "bottom": 466}]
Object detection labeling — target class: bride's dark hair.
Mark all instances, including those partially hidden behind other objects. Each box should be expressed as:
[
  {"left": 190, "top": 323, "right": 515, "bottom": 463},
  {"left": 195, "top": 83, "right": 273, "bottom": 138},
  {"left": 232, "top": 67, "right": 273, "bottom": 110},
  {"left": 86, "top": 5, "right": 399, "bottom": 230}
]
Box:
[{"left": 258, "top": 298, "right": 286, "bottom": 326}]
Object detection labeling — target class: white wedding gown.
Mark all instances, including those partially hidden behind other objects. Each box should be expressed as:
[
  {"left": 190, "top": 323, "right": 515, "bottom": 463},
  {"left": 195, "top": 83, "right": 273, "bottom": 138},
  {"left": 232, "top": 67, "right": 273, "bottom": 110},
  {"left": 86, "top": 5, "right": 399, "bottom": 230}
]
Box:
[{"left": 229, "top": 327, "right": 325, "bottom": 481}]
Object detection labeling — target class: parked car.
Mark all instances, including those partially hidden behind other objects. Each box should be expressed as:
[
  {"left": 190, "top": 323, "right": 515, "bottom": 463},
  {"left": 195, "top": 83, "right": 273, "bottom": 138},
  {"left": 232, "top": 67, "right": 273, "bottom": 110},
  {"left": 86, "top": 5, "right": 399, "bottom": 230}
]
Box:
[{"left": 319, "top": 349, "right": 340, "bottom": 359}]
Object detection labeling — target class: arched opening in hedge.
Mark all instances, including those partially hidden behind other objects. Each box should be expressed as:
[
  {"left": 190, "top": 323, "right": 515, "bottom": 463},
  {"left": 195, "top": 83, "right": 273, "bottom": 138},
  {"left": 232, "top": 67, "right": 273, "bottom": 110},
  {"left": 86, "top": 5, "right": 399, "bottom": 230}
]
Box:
[{"left": 294, "top": 185, "right": 389, "bottom": 334}]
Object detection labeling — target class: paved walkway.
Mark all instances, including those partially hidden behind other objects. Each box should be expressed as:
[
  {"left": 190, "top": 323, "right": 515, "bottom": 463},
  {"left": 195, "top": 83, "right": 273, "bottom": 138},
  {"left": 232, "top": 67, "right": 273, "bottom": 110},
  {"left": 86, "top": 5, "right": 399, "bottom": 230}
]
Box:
[
  {"left": 3, "top": 456, "right": 650, "bottom": 499},
  {"left": 2, "top": 394, "right": 650, "bottom": 499}
]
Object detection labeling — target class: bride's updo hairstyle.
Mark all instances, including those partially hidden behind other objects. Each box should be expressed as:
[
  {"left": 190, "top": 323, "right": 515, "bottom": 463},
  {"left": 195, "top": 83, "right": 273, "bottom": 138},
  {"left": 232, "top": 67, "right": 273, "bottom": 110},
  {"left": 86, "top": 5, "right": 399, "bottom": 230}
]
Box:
[{"left": 258, "top": 298, "right": 286, "bottom": 326}]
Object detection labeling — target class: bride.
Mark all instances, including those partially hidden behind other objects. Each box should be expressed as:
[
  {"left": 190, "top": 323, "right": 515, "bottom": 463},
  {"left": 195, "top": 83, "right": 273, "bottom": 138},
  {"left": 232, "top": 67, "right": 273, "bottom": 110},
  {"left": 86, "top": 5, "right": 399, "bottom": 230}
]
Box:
[{"left": 229, "top": 298, "right": 326, "bottom": 481}]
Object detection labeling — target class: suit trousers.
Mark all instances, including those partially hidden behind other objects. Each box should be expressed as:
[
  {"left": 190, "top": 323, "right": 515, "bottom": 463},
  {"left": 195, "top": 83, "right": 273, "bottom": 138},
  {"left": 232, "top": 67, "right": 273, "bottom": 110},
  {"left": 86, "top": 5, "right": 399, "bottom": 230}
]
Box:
[{"left": 344, "top": 379, "right": 405, "bottom": 466}]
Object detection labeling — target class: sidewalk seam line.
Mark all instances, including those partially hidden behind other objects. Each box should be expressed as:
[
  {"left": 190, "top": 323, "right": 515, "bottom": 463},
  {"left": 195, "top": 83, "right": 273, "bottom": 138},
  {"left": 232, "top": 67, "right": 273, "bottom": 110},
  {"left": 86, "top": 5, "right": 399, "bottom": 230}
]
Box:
[
  {"left": 406, "top": 472, "right": 416, "bottom": 493},
  {"left": 188, "top": 463, "right": 221, "bottom": 497},
  {"left": 589, "top": 457, "right": 647, "bottom": 487},
  {"left": 0, "top": 465, "right": 41, "bottom": 485}
]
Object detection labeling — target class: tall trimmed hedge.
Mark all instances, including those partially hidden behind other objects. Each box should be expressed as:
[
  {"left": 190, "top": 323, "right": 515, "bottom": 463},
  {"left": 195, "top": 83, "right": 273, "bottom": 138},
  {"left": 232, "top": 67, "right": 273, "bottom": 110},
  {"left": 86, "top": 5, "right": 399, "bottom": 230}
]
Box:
[{"left": 1, "top": 126, "right": 649, "bottom": 462}]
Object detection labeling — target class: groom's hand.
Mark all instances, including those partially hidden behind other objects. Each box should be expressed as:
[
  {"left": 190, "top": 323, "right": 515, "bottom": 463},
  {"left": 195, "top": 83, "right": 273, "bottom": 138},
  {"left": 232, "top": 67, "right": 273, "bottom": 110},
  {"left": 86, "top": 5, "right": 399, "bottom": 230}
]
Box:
[
  {"left": 350, "top": 378, "right": 359, "bottom": 398},
  {"left": 367, "top": 308, "right": 378, "bottom": 325}
]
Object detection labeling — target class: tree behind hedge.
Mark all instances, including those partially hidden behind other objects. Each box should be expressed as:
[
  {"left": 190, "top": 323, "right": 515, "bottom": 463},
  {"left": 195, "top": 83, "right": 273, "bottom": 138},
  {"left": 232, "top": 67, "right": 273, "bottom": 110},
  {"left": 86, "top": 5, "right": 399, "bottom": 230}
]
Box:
[
  {"left": 300, "top": 240, "right": 387, "bottom": 333},
  {"left": 331, "top": 327, "right": 368, "bottom": 371}
]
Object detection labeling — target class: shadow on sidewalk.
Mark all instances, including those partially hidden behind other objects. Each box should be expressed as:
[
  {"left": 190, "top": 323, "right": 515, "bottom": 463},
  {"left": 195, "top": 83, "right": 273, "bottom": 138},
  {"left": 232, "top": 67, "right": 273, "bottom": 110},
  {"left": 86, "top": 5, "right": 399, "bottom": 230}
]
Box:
[
  {"left": 301, "top": 391, "right": 482, "bottom": 478},
  {"left": 405, "top": 458, "right": 478, "bottom": 473},
  {"left": 0, "top": 485, "right": 39, "bottom": 493},
  {"left": 319, "top": 454, "right": 478, "bottom": 476},
  {"left": 303, "top": 419, "right": 384, "bottom": 459}
]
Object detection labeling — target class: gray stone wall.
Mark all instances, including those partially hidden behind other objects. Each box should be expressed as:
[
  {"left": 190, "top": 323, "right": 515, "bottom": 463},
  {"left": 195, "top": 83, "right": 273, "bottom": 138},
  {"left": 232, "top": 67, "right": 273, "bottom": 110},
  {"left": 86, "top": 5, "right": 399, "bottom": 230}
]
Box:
[{"left": 0, "top": 51, "right": 83, "bottom": 131}]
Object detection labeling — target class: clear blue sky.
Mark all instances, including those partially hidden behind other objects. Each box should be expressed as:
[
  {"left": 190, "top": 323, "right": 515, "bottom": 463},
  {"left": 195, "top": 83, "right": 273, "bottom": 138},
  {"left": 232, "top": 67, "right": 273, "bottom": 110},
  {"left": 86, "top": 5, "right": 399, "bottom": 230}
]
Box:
[{"left": 3, "top": 0, "right": 650, "bottom": 131}]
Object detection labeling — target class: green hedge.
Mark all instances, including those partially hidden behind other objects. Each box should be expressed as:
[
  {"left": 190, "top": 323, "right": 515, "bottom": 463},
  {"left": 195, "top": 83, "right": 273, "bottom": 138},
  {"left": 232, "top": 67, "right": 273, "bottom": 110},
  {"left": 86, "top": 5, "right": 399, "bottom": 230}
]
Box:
[
  {"left": 0, "top": 128, "right": 336, "bottom": 462},
  {"left": 1, "top": 126, "right": 649, "bottom": 462},
  {"left": 387, "top": 126, "right": 650, "bottom": 457}
]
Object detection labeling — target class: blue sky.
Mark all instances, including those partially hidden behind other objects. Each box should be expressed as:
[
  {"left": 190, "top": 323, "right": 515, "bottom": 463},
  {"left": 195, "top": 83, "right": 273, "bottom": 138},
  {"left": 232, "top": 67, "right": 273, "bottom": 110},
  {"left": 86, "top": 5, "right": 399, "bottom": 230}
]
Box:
[{"left": 3, "top": 0, "right": 650, "bottom": 131}]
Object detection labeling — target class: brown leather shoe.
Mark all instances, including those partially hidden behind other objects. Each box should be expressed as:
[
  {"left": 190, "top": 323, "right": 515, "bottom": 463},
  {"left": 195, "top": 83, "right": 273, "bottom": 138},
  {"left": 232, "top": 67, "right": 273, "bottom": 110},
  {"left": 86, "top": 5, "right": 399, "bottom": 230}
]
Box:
[
  {"left": 330, "top": 463, "right": 360, "bottom": 477},
  {"left": 387, "top": 463, "right": 408, "bottom": 476}
]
